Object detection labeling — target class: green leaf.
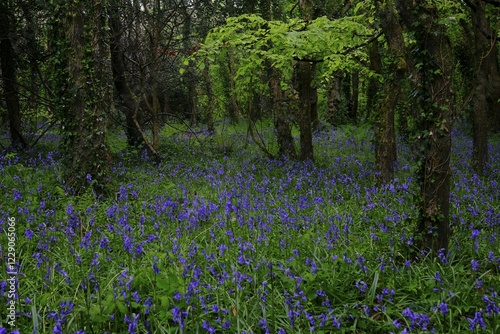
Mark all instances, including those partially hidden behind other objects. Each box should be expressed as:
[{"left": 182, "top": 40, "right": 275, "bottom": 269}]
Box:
[
  {"left": 160, "top": 296, "right": 170, "bottom": 309},
  {"left": 116, "top": 300, "right": 128, "bottom": 314}
]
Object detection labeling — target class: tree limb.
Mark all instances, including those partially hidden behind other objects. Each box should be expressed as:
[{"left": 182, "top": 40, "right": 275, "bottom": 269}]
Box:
[
  {"left": 133, "top": 96, "right": 162, "bottom": 164},
  {"left": 293, "top": 30, "right": 382, "bottom": 63}
]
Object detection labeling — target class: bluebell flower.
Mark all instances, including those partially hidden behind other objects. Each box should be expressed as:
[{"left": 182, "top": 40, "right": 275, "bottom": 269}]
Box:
[
  {"left": 201, "top": 320, "right": 216, "bottom": 333},
  {"left": 434, "top": 272, "right": 442, "bottom": 285},
  {"left": 467, "top": 310, "right": 486, "bottom": 330},
  {"left": 152, "top": 256, "right": 160, "bottom": 274},
  {"left": 355, "top": 281, "right": 368, "bottom": 294},
  {"left": 438, "top": 301, "right": 448, "bottom": 315},
  {"left": 258, "top": 318, "right": 267, "bottom": 329},
  {"left": 483, "top": 295, "right": 500, "bottom": 315},
  {"left": 143, "top": 297, "right": 153, "bottom": 315},
  {"left": 25, "top": 228, "right": 34, "bottom": 240},
  {"left": 125, "top": 314, "right": 139, "bottom": 333},
  {"left": 438, "top": 248, "right": 448, "bottom": 264},
  {"left": 13, "top": 189, "right": 22, "bottom": 201},
  {"left": 471, "top": 259, "right": 479, "bottom": 271},
  {"left": 132, "top": 291, "right": 140, "bottom": 303}
]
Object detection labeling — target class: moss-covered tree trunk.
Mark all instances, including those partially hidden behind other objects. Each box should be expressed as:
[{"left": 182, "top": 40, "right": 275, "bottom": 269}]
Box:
[
  {"left": 373, "top": 0, "right": 407, "bottom": 183},
  {"left": 396, "top": 0, "right": 454, "bottom": 253},
  {"left": 61, "top": 0, "right": 110, "bottom": 194},
  {"left": 327, "top": 72, "right": 342, "bottom": 125},
  {"left": 270, "top": 70, "right": 296, "bottom": 159}
]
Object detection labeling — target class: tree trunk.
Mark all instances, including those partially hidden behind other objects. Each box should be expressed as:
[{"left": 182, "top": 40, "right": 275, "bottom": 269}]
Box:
[
  {"left": 373, "top": 0, "right": 407, "bottom": 183},
  {"left": 203, "top": 58, "right": 215, "bottom": 134},
  {"left": 62, "top": 0, "right": 110, "bottom": 193},
  {"left": 310, "top": 63, "right": 320, "bottom": 131},
  {"left": 343, "top": 72, "right": 352, "bottom": 114},
  {"left": 227, "top": 49, "right": 241, "bottom": 123},
  {"left": 350, "top": 71, "right": 359, "bottom": 123},
  {"left": 270, "top": 70, "right": 296, "bottom": 159},
  {"left": 470, "top": 1, "right": 493, "bottom": 175},
  {"left": 182, "top": 4, "right": 198, "bottom": 126},
  {"left": 296, "top": 0, "right": 315, "bottom": 160},
  {"left": 366, "top": 39, "right": 382, "bottom": 120},
  {"left": 108, "top": 0, "right": 142, "bottom": 147},
  {"left": 297, "top": 61, "right": 314, "bottom": 161},
  {"left": 327, "top": 72, "right": 342, "bottom": 125},
  {"left": 151, "top": 84, "right": 161, "bottom": 151},
  {"left": 0, "top": 1, "right": 27, "bottom": 150},
  {"left": 396, "top": 0, "right": 454, "bottom": 253}
]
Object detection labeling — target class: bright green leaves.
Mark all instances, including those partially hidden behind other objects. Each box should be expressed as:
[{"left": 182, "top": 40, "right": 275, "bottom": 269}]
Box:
[{"left": 189, "top": 13, "right": 375, "bottom": 88}]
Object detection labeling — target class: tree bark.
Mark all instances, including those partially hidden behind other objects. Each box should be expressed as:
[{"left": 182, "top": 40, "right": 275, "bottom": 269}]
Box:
[
  {"left": 0, "top": 1, "right": 27, "bottom": 150},
  {"left": 203, "top": 58, "right": 215, "bottom": 134},
  {"left": 373, "top": 0, "right": 407, "bottom": 183},
  {"left": 366, "top": 39, "right": 382, "bottom": 120},
  {"left": 327, "top": 72, "right": 342, "bottom": 125},
  {"left": 350, "top": 71, "right": 359, "bottom": 123},
  {"left": 270, "top": 70, "right": 296, "bottom": 159},
  {"left": 470, "top": 1, "right": 494, "bottom": 175},
  {"left": 296, "top": 0, "right": 315, "bottom": 160},
  {"left": 227, "top": 49, "right": 241, "bottom": 123},
  {"left": 396, "top": 0, "right": 454, "bottom": 253},
  {"left": 108, "top": 0, "right": 143, "bottom": 147},
  {"left": 297, "top": 61, "right": 314, "bottom": 161},
  {"left": 310, "top": 64, "right": 320, "bottom": 131},
  {"left": 182, "top": 3, "right": 198, "bottom": 126},
  {"left": 62, "top": 0, "right": 110, "bottom": 193}
]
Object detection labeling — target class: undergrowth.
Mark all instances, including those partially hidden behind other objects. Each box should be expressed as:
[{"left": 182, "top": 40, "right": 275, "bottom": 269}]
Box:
[{"left": 0, "top": 123, "right": 499, "bottom": 333}]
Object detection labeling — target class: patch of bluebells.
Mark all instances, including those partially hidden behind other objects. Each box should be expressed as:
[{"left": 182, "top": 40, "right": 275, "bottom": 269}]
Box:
[
  {"left": 0, "top": 126, "right": 499, "bottom": 332},
  {"left": 401, "top": 307, "right": 431, "bottom": 331}
]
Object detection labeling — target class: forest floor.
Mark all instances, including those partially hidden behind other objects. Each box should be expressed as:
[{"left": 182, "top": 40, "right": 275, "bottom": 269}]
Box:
[{"left": 0, "top": 122, "right": 499, "bottom": 333}]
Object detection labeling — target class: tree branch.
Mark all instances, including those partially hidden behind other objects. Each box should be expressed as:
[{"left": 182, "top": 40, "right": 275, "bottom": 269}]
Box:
[
  {"left": 293, "top": 30, "right": 383, "bottom": 63},
  {"left": 290, "top": 2, "right": 299, "bottom": 16},
  {"left": 480, "top": 29, "right": 500, "bottom": 42}
]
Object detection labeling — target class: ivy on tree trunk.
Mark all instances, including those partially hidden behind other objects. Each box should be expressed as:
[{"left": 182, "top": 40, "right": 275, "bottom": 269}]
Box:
[
  {"left": 59, "top": 0, "right": 111, "bottom": 195},
  {"left": 395, "top": 0, "right": 454, "bottom": 254}
]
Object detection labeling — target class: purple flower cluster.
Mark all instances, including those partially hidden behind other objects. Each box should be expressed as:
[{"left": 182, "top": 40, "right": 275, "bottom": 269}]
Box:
[{"left": 0, "top": 126, "right": 498, "bottom": 332}]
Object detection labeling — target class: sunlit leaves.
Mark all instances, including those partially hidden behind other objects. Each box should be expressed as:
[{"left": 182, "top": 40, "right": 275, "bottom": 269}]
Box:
[{"left": 189, "top": 13, "right": 375, "bottom": 93}]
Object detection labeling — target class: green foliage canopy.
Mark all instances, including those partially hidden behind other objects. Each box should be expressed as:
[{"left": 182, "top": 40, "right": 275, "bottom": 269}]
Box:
[{"left": 189, "top": 14, "right": 378, "bottom": 98}]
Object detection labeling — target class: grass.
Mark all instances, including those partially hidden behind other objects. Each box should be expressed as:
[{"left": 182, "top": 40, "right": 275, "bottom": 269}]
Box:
[{"left": 0, "top": 121, "right": 499, "bottom": 333}]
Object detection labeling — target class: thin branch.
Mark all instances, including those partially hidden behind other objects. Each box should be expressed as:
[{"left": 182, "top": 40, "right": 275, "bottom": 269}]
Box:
[
  {"left": 480, "top": 29, "right": 500, "bottom": 42},
  {"left": 29, "top": 119, "right": 58, "bottom": 149},
  {"left": 293, "top": 30, "right": 383, "bottom": 63},
  {"left": 133, "top": 96, "right": 162, "bottom": 163},
  {"left": 290, "top": 2, "right": 299, "bottom": 17}
]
